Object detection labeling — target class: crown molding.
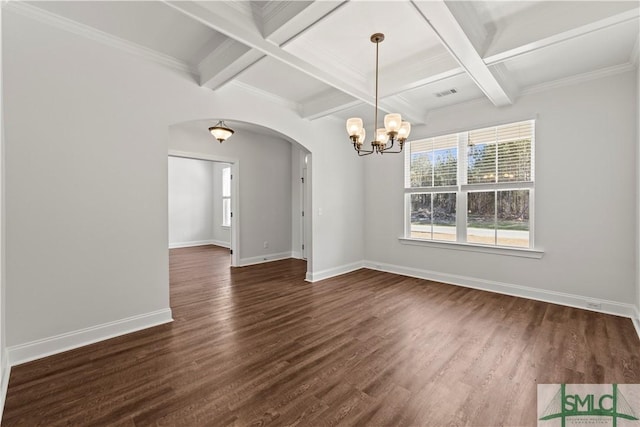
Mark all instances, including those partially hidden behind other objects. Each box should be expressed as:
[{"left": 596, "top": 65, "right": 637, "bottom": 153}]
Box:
[{"left": 4, "top": 1, "right": 197, "bottom": 77}]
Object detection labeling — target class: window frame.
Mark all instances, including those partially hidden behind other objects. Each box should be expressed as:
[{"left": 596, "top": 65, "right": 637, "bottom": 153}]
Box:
[{"left": 403, "top": 120, "right": 539, "bottom": 256}]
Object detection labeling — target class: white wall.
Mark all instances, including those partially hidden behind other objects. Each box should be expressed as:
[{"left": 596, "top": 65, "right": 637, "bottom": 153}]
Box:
[
  {"left": 3, "top": 9, "right": 364, "bottom": 356},
  {"left": 168, "top": 156, "right": 215, "bottom": 247},
  {"left": 211, "top": 162, "right": 231, "bottom": 247},
  {"left": 636, "top": 62, "right": 640, "bottom": 321},
  {"left": 365, "top": 70, "right": 638, "bottom": 313},
  {"left": 169, "top": 124, "right": 293, "bottom": 264},
  {"left": 0, "top": 4, "right": 8, "bottom": 416}
]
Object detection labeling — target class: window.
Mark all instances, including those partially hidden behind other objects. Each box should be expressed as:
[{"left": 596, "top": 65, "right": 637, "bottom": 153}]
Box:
[
  {"left": 405, "top": 120, "right": 534, "bottom": 248},
  {"left": 222, "top": 166, "right": 231, "bottom": 227}
]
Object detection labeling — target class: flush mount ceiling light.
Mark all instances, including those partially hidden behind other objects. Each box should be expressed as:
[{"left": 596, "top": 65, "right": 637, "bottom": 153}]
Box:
[
  {"left": 346, "top": 33, "right": 411, "bottom": 156},
  {"left": 209, "top": 120, "right": 234, "bottom": 143}
]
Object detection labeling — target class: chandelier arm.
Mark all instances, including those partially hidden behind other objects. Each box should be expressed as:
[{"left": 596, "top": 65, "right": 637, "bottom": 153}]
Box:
[
  {"left": 353, "top": 144, "right": 374, "bottom": 155},
  {"left": 380, "top": 139, "right": 395, "bottom": 152},
  {"left": 380, "top": 140, "right": 405, "bottom": 154},
  {"left": 380, "top": 147, "right": 403, "bottom": 154}
]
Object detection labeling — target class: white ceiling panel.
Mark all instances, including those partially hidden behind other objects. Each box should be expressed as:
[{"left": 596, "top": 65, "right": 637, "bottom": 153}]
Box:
[
  {"left": 28, "top": 1, "right": 228, "bottom": 66},
  {"left": 283, "top": 1, "right": 444, "bottom": 85},
  {"left": 485, "top": 1, "right": 639, "bottom": 59},
  {"left": 476, "top": 1, "right": 539, "bottom": 23},
  {"left": 501, "top": 19, "right": 638, "bottom": 89},
  {"left": 236, "top": 56, "right": 334, "bottom": 104},
  {"left": 397, "top": 73, "right": 486, "bottom": 111}
]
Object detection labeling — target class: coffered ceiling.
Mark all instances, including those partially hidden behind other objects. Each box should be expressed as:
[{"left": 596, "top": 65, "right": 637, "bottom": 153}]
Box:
[{"left": 17, "top": 0, "right": 640, "bottom": 131}]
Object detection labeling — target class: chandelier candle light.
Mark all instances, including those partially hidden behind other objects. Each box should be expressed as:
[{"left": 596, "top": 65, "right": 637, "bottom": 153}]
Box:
[
  {"left": 346, "top": 33, "right": 411, "bottom": 155},
  {"left": 209, "top": 120, "right": 235, "bottom": 143}
]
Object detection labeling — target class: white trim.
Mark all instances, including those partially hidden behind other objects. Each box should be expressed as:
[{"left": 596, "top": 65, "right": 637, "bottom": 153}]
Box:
[
  {"left": 305, "top": 261, "right": 364, "bottom": 283},
  {"left": 363, "top": 261, "right": 636, "bottom": 319},
  {"left": 0, "top": 350, "right": 9, "bottom": 422},
  {"left": 169, "top": 239, "right": 217, "bottom": 249},
  {"left": 7, "top": 309, "right": 173, "bottom": 367},
  {"left": 168, "top": 150, "right": 237, "bottom": 165},
  {"left": 210, "top": 239, "right": 230, "bottom": 249},
  {"left": 238, "top": 252, "right": 292, "bottom": 267},
  {"left": 3, "top": 2, "right": 196, "bottom": 77},
  {"left": 291, "top": 251, "right": 303, "bottom": 260},
  {"left": 633, "top": 307, "right": 640, "bottom": 342},
  {"left": 398, "top": 237, "right": 544, "bottom": 259},
  {"left": 168, "top": 240, "right": 231, "bottom": 249}
]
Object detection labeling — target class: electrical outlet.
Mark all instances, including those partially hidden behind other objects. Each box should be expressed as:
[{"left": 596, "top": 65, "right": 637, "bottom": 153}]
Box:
[
  {"left": 586, "top": 301, "right": 602, "bottom": 310},
  {"left": 263, "top": 241, "right": 268, "bottom": 248}
]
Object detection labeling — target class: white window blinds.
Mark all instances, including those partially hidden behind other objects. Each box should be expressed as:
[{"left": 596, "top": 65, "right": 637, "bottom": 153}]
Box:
[{"left": 467, "top": 120, "right": 534, "bottom": 185}]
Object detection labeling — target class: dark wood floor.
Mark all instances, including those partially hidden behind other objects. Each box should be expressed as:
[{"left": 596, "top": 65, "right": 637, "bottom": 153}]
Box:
[{"left": 3, "top": 245, "right": 640, "bottom": 426}]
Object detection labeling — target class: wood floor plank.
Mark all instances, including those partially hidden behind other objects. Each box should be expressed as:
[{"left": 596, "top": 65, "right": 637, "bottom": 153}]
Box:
[{"left": 2, "top": 244, "right": 640, "bottom": 426}]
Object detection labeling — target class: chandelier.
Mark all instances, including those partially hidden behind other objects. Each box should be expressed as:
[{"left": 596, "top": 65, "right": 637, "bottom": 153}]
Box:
[
  {"left": 346, "top": 33, "right": 411, "bottom": 156},
  {"left": 209, "top": 120, "right": 234, "bottom": 143}
]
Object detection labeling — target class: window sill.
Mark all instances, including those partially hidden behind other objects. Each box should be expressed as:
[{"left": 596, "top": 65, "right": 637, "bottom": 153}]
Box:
[{"left": 398, "top": 237, "right": 544, "bottom": 259}]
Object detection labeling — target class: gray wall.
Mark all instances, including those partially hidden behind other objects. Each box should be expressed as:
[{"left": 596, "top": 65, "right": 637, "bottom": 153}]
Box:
[
  {"left": 2, "top": 9, "right": 364, "bottom": 355},
  {"left": 168, "top": 156, "right": 215, "bottom": 247},
  {"left": 169, "top": 123, "right": 294, "bottom": 263},
  {"left": 364, "top": 70, "right": 638, "bottom": 308}
]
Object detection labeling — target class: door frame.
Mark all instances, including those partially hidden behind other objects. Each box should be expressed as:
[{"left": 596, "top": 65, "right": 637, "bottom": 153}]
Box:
[{"left": 168, "top": 150, "right": 240, "bottom": 267}]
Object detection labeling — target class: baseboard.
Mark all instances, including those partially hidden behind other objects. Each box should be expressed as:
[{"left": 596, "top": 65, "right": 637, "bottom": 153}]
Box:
[
  {"left": 363, "top": 261, "right": 638, "bottom": 319},
  {"left": 169, "top": 240, "right": 224, "bottom": 249},
  {"left": 210, "top": 239, "right": 230, "bottom": 249},
  {"left": 306, "top": 261, "right": 364, "bottom": 282},
  {"left": 0, "top": 350, "right": 10, "bottom": 422},
  {"left": 238, "top": 252, "right": 292, "bottom": 267},
  {"left": 7, "top": 308, "right": 173, "bottom": 367},
  {"left": 291, "top": 251, "right": 303, "bottom": 260}
]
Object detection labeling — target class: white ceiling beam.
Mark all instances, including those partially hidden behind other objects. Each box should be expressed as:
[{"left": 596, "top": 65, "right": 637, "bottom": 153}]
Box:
[
  {"left": 198, "top": 1, "right": 346, "bottom": 91},
  {"left": 165, "top": 0, "right": 425, "bottom": 124},
  {"left": 411, "top": 0, "right": 514, "bottom": 107},
  {"left": 166, "top": 1, "right": 364, "bottom": 96},
  {"left": 264, "top": 1, "right": 347, "bottom": 47},
  {"left": 442, "top": 1, "right": 495, "bottom": 57},
  {"left": 198, "top": 39, "right": 264, "bottom": 90}
]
